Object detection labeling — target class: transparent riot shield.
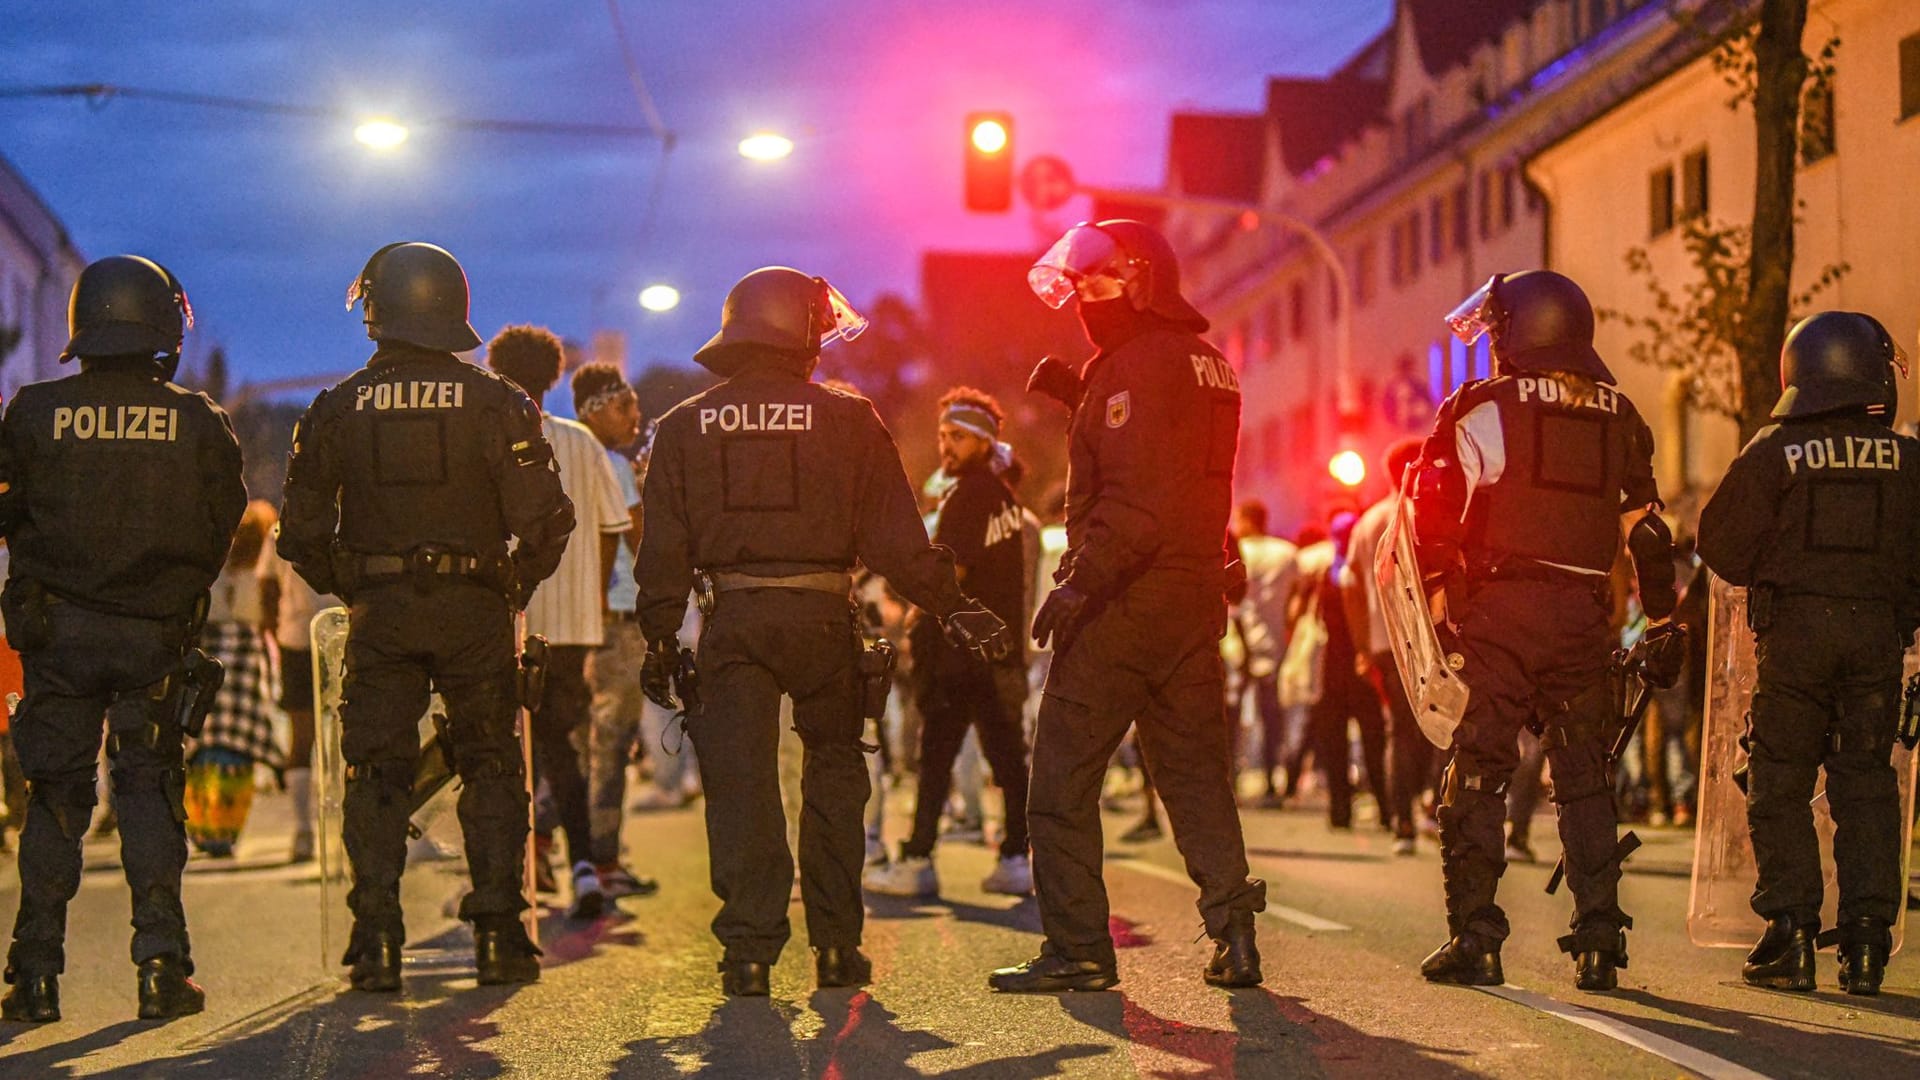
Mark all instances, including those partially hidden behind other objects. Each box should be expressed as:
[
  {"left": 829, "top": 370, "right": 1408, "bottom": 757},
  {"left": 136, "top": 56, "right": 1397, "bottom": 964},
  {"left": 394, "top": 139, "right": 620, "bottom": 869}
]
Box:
[
  {"left": 313, "top": 606, "right": 540, "bottom": 976},
  {"left": 1686, "top": 577, "right": 1918, "bottom": 951},
  {"left": 1373, "top": 492, "right": 1470, "bottom": 748}
]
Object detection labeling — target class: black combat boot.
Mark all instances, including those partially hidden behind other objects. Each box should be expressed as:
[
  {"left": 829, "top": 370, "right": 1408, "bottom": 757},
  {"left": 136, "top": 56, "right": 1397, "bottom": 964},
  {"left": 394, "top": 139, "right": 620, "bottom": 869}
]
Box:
[
  {"left": 1566, "top": 928, "right": 1627, "bottom": 992},
  {"left": 1, "top": 971, "right": 59, "bottom": 1023},
  {"left": 474, "top": 924, "right": 541, "bottom": 986},
  {"left": 1203, "top": 910, "right": 1263, "bottom": 988},
  {"left": 1420, "top": 933, "right": 1503, "bottom": 986},
  {"left": 347, "top": 930, "right": 403, "bottom": 993},
  {"left": 1742, "top": 918, "right": 1814, "bottom": 991},
  {"left": 136, "top": 956, "right": 205, "bottom": 1020},
  {"left": 815, "top": 946, "right": 872, "bottom": 989},
  {"left": 720, "top": 957, "right": 771, "bottom": 996},
  {"left": 1823, "top": 918, "right": 1889, "bottom": 996},
  {"left": 987, "top": 949, "right": 1118, "bottom": 993}
]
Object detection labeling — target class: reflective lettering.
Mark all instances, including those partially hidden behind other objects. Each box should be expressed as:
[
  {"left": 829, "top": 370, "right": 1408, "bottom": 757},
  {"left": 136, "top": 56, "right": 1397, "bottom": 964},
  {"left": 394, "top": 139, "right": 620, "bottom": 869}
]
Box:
[
  {"left": 699, "top": 402, "right": 816, "bottom": 435},
  {"left": 355, "top": 380, "right": 464, "bottom": 411},
  {"left": 51, "top": 404, "right": 179, "bottom": 441},
  {"left": 1784, "top": 435, "right": 1903, "bottom": 474}
]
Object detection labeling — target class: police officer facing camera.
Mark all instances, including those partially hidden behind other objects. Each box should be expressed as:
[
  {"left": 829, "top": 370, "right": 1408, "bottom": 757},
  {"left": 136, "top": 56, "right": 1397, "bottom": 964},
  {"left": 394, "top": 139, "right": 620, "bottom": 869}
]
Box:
[
  {"left": 1697, "top": 312, "right": 1920, "bottom": 996},
  {"left": 1411, "top": 270, "right": 1678, "bottom": 993},
  {"left": 278, "top": 242, "right": 575, "bottom": 992},
  {"left": 0, "top": 256, "right": 246, "bottom": 1023},
  {"left": 991, "top": 219, "right": 1266, "bottom": 994},
  {"left": 635, "top": 266, "right": 1011, "bottom": 998}
]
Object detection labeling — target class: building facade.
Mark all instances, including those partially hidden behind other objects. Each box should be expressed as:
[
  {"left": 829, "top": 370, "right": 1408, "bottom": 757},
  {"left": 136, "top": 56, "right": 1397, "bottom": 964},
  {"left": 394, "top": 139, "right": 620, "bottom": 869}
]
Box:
[{"left": 0, "top": 151, "right": 84, "bottom": 401}]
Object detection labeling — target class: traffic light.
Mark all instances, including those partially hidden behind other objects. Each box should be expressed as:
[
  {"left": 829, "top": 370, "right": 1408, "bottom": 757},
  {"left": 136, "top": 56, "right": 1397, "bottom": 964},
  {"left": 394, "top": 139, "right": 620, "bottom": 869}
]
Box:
[{"left": 964, "top": 111, "right": 1013, "bottom": 212}]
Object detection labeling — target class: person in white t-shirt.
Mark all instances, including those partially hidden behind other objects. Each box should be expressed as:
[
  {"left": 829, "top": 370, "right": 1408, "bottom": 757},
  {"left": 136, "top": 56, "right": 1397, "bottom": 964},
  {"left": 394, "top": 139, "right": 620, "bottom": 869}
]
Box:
[
  {"left": 488, "top": 326, "right": 631, "bottom": 919},
  {"left": 257, "top": 529, "right": 337, "bottom": 862}
]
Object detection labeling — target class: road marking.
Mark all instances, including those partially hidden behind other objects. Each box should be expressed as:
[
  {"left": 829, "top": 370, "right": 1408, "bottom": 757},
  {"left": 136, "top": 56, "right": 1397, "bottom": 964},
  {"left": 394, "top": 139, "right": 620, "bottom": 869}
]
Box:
[
  {"left": 1108, "top": 857, "right": 1350, "bottom": 932},
  {"left": 1479, "top": 984, "right": 1775, "bottom": 1080}
]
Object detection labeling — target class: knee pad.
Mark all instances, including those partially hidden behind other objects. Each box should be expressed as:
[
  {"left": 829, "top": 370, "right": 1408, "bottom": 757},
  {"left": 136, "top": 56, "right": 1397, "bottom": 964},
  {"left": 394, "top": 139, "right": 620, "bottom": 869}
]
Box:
[
  {"left": 1545, "top": 743, "right": 1611, "bottom": 805},
  {"left": 27, "top": 775, "right": 98, "bottom": 841},
  {"left": 1439, "top": 757, "right": 1512, "bottom": 807},
  {"left": 453, "top": 744, "right": 525, "bottom": 786}
]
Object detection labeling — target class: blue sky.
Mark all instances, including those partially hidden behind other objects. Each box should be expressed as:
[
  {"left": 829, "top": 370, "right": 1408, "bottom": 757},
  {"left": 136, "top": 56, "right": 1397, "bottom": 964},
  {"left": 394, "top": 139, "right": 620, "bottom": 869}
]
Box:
[{"left": 0, "top": 1, "right": 1388, "bottom": 398}]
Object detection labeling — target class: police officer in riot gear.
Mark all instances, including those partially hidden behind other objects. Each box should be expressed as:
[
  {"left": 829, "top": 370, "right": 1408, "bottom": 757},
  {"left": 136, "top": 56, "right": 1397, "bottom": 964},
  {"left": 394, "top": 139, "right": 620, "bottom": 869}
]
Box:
[
  {"left": 279, "top": 242, "right": 574, "bottom": 991},
  {"left": 991, "top": 219, "right": 1266, "bottom": 993},
  {"left": 0, "top": 255, "right": 246, "bottom": 1022},
  {"left": 1412, "top": 270, "right": 1680, "bottom": 992},
  {"left": 636, "top": 266, "right": 1010, "bottom": 997},
  {"left": 1697, "top": 312, "right": 1920, "bottom": 996}
]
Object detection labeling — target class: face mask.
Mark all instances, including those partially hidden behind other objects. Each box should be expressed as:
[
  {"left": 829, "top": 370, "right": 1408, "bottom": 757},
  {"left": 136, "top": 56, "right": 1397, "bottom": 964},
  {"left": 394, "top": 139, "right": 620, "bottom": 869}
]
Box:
[{"left": 1078, "top": 297, "right": 1142, "bottom": 350}]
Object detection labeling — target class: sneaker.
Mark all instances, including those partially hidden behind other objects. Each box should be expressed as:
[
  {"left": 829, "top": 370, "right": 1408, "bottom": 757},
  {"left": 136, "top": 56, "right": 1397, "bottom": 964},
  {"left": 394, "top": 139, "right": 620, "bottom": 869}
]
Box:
[
  {"left": 1504, "top": 840, "right": 1536, "bottom": 865},
  {"left": 568, "top": 862, "right": 606, "bottom": 920},
  {"left": 981, "top": 854, "right": 1034, "bottom": 896},
  {"left": 1392, "top": 836, "right": 1417, "bottom": 857},
  {"left": 595, "top": 863, "right": 659, "bottom": 898},
  {"left": 863, "top": 856, "right": 938, "bottom": 898}
]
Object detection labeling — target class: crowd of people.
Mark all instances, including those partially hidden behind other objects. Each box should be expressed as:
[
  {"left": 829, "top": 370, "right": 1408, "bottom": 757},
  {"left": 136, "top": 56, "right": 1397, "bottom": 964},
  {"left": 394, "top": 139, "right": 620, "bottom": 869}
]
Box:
[{"left": 0, "top": 220, "right": 1911, "bottom": 1025}]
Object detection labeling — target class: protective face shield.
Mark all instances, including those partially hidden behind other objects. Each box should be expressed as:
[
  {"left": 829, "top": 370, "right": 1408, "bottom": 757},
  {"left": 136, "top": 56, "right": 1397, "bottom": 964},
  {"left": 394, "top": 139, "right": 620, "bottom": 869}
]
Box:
[
  {"left": 817, "top": 280, "right": 869, "bottom": 346},
  {"left": 1029, "top": 224, "right": 1141, "bottom": 310},
  {"left": 62, "top": 255, "right": 195, "bottom": 364},
  {"left": 1445, "top": 275, "right": 1503, "bottom": 349}
]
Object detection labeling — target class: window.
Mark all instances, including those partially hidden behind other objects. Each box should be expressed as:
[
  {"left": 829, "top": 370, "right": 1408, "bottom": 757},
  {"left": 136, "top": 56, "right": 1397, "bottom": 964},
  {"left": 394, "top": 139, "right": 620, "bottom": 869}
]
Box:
[
  {"left": 1476, "top": 171, "right": 1495, "bottom": 241},
  {"left": 1407, "top": 208, "right": 1424, "bottom": 280},
  {"left": 1801, "top": 69, "right": 1836, "bottom": 164},
  {"left": 1589, "top": 0, "right": 1611, "bottom": 33},
  {"left": 1451, "top": 184, "right": 1470, "bottom": 254},
  {"left": 1260, "top": 299, "right": 1282, "bottom": 364},
  {"left": 1355, "top": 241, "right": 1377, "bottom": 306},
  {"left": 1289, "top": 280, "right": 1309, "bottom": 340},
  {"left": 1428, "top": 340, "right": 1448, "bottom": 402},
  {"left": 1388, "top": 220, "right": 1406, "bottom": 287},
  {"left": 1649, "top": 164, "right": 1675, "bottom": 237},
  {"left": 1499, "top": 166, "right": 1517, "bottom": 230},
  {"left": 1681, "top": 148, "right": 1709, "bottom": 219},
  {"left": 1429, "top": 195, "right": 1446, "bottom": 263},
  {"left": 1901, "top": 32, "right": 1920, "bottom": 121}
]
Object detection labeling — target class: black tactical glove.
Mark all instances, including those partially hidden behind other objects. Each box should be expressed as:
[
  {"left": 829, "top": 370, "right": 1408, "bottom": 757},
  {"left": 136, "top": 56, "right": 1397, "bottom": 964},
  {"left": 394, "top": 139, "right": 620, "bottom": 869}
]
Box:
[
  {"left": 642, "top": 637, "right": 680, "bottom": 710},
  {"left": 944, "top": 606, "right": 1012, "bottom": 662},
  {"left": 1637, "top": 621, "right": 1688, "bottom": 690},
  {"left": 1027, "top": 355, "right": 1085, "bottom": 409},
  {"left": 1031, "top": 585, "right": 1091, "bottom": 654}
]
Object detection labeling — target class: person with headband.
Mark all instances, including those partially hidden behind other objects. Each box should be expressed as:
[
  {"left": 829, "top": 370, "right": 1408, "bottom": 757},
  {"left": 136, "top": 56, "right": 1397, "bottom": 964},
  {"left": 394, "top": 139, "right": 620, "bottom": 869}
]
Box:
[{"left": 866, "top": 388, "right": 1034, "bottom": 901}]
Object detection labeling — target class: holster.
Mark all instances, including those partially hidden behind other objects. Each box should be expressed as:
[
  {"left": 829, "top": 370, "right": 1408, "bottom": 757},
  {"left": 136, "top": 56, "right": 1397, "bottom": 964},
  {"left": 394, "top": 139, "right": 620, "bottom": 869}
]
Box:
[
  {"left": 172, "top": 648, "right": 226, "bottom": 739},
  {"left": 517, "top": 635, "right": 550, "bottom": 710},
  {"left": 673, "top": 647, "right": 701, "bottom": 714},
  {"left": 0, "top": 577, "right": 52, "bottom": 654},
  {"left": 857, "top": 638, "right": 897, "bottom": 720}
]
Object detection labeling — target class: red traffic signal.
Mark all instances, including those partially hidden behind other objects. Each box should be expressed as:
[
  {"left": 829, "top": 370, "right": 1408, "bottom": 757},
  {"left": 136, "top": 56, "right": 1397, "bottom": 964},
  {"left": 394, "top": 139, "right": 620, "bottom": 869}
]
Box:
[{"left": 965, "top": 111, "right": 1013, "bottom": 212}]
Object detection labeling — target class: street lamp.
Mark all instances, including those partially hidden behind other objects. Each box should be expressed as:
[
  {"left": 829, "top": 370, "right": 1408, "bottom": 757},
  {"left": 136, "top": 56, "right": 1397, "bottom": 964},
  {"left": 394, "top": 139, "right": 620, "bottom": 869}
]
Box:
[
  {"left": 638, "top": 284, "right": 680, "bottom": 312},
  {"left": 353, "top": 118, "right": 409, "bottom": 150},
  {"left": 738, "top": 132, "right": 793, "bottom": 162},
  {"left": 1329, "top": 450, "right": 1367, "bottom": 488}
]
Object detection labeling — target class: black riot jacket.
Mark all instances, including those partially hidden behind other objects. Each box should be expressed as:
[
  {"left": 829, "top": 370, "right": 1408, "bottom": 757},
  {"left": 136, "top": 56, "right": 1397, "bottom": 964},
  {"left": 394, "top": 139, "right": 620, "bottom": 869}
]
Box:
[
  {"left": 1698, "top": 412, "right": 1920, "bottom": 605},
  {"left": 0, "top": 361, "right": 246, "bottom": 618},
  {"left": 635, "top": 350, "right": 968, "bottom": 643},
  {"left": 1428, "top": 371, "right": 1659, "bottom": 575},
  {"left": 278, "top": 342, "right": 574, "bottom": 598},
  {"left": 1059, "top": 325, "right": 1240, "bottom": 600}
]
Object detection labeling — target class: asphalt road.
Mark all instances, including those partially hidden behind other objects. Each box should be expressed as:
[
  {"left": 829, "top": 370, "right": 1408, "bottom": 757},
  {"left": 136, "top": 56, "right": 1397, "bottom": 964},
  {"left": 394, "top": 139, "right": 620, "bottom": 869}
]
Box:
[{"left": 0, "top": 782, "right": 1915, "bottom": 1078}]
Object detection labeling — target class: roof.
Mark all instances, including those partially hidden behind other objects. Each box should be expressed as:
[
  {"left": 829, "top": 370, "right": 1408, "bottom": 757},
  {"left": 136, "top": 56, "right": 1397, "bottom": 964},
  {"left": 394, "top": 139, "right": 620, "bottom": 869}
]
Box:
[
  {"left": 1165, "top": 113, "right": 1267, "bottom": 202},
  {"left": 1265, "top": 74, "right": 1387, "bottom": 175},
  {"left": 0, "top": 149, "right": 79, "bottom": 266},
  {"left": 1404, "top": 0, "right": 1542, "bottom": 77}
]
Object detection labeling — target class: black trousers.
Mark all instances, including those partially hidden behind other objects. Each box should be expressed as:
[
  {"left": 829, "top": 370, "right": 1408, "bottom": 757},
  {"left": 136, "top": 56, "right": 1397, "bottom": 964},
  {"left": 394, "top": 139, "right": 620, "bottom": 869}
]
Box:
[
  {"left": 1377, "top": 651, "right": 1436, "bottom": 839},
  {"left": 1440, "top": 577, "right": 1626, "bottom": 953},
  {"left": 529, "top": 644, "right": 594, "bottom": 869},
  {"left": 689, "top": 589, "right": 868, "bottom": 964},
  {"left": 1308, "top": 656, "right": 1387, "bottom": 828},
  {"left": 907, "top": 657, "right": 1030, "bottom": 860},
  {"left": 7, "top": 603, "right": 190, "bottom": 976},
  {"left": 1033, "top": 579, "right": 1264, "bottom": 966},
  {"left": 339, "top": 582, "right": 527, "bottom": 950},
  {"left": 1748, "top": 596, "right": 1905, "bottom": 929}
]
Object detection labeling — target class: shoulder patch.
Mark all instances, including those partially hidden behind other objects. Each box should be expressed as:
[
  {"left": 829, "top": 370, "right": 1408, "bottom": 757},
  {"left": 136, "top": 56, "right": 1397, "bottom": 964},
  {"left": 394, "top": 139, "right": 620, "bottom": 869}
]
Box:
[{"left": 1106, "top": 391, "right": 1131, "bottom": 429}]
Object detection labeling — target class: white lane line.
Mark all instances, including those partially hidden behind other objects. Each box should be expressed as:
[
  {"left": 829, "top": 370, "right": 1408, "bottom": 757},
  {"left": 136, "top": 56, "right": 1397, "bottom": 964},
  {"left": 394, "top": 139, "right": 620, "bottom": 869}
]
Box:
[
  {"left": 1109, "top": 857, "right": 1351, "bottom": 932},
  {"left": 1479, "top": 984, "right": 1775, "bottom": 1080}
]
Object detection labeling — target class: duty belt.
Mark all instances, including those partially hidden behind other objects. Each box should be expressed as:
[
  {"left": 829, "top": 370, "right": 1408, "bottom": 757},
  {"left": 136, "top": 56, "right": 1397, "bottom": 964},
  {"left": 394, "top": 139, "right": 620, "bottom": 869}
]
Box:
[
  {"left": 709, "top": 570, "right": 852, "bottom": 596},
  {"left": 357, "top": 551, "right": 491, "bottom": 578}
]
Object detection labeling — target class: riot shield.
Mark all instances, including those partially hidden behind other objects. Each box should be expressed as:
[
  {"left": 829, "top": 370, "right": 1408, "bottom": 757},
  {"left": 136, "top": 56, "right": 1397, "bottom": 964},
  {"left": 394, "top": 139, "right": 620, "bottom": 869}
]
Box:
[
  {"left": 1687, "top": 576, "right": 1918, "bottom": 951},
  {"left": 1373, "top": 491, "right": 1470, "bottom": 748},
  {"left": 312, "top": 606, "right": 540, "bottom": 976}
]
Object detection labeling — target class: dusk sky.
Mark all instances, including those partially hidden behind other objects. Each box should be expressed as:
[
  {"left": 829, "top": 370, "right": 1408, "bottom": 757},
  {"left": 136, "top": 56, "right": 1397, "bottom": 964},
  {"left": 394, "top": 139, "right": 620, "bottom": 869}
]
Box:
[{"left": 1, "top": 1, "right": 1389, "bottom": 402}]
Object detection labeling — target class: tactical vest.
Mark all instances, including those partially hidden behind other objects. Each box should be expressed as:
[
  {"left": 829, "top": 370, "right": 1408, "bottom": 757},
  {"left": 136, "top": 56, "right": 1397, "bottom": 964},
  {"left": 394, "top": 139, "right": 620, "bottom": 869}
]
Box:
[
  {"left": 1750, "top": 415, "right": 1920, "bottom": 598},
  {"left": 1461, "top": 372, "right": 1649, "bottom": 574}
]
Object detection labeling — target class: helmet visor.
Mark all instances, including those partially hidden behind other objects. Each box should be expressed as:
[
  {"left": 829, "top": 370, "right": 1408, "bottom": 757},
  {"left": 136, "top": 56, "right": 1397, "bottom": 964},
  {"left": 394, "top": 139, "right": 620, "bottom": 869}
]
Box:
[
  {"left": 1445, "top": 275, "right": 1503, "bottom": 346},
  {"left": 1028, "top": 224, "right": 1130, "bottom": 309},
  {"left": 818, "top": 281, "right": 868, "bottom": 346},
  {"left": 346, "top": 274, "right": 369, "bottom": 312}
]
